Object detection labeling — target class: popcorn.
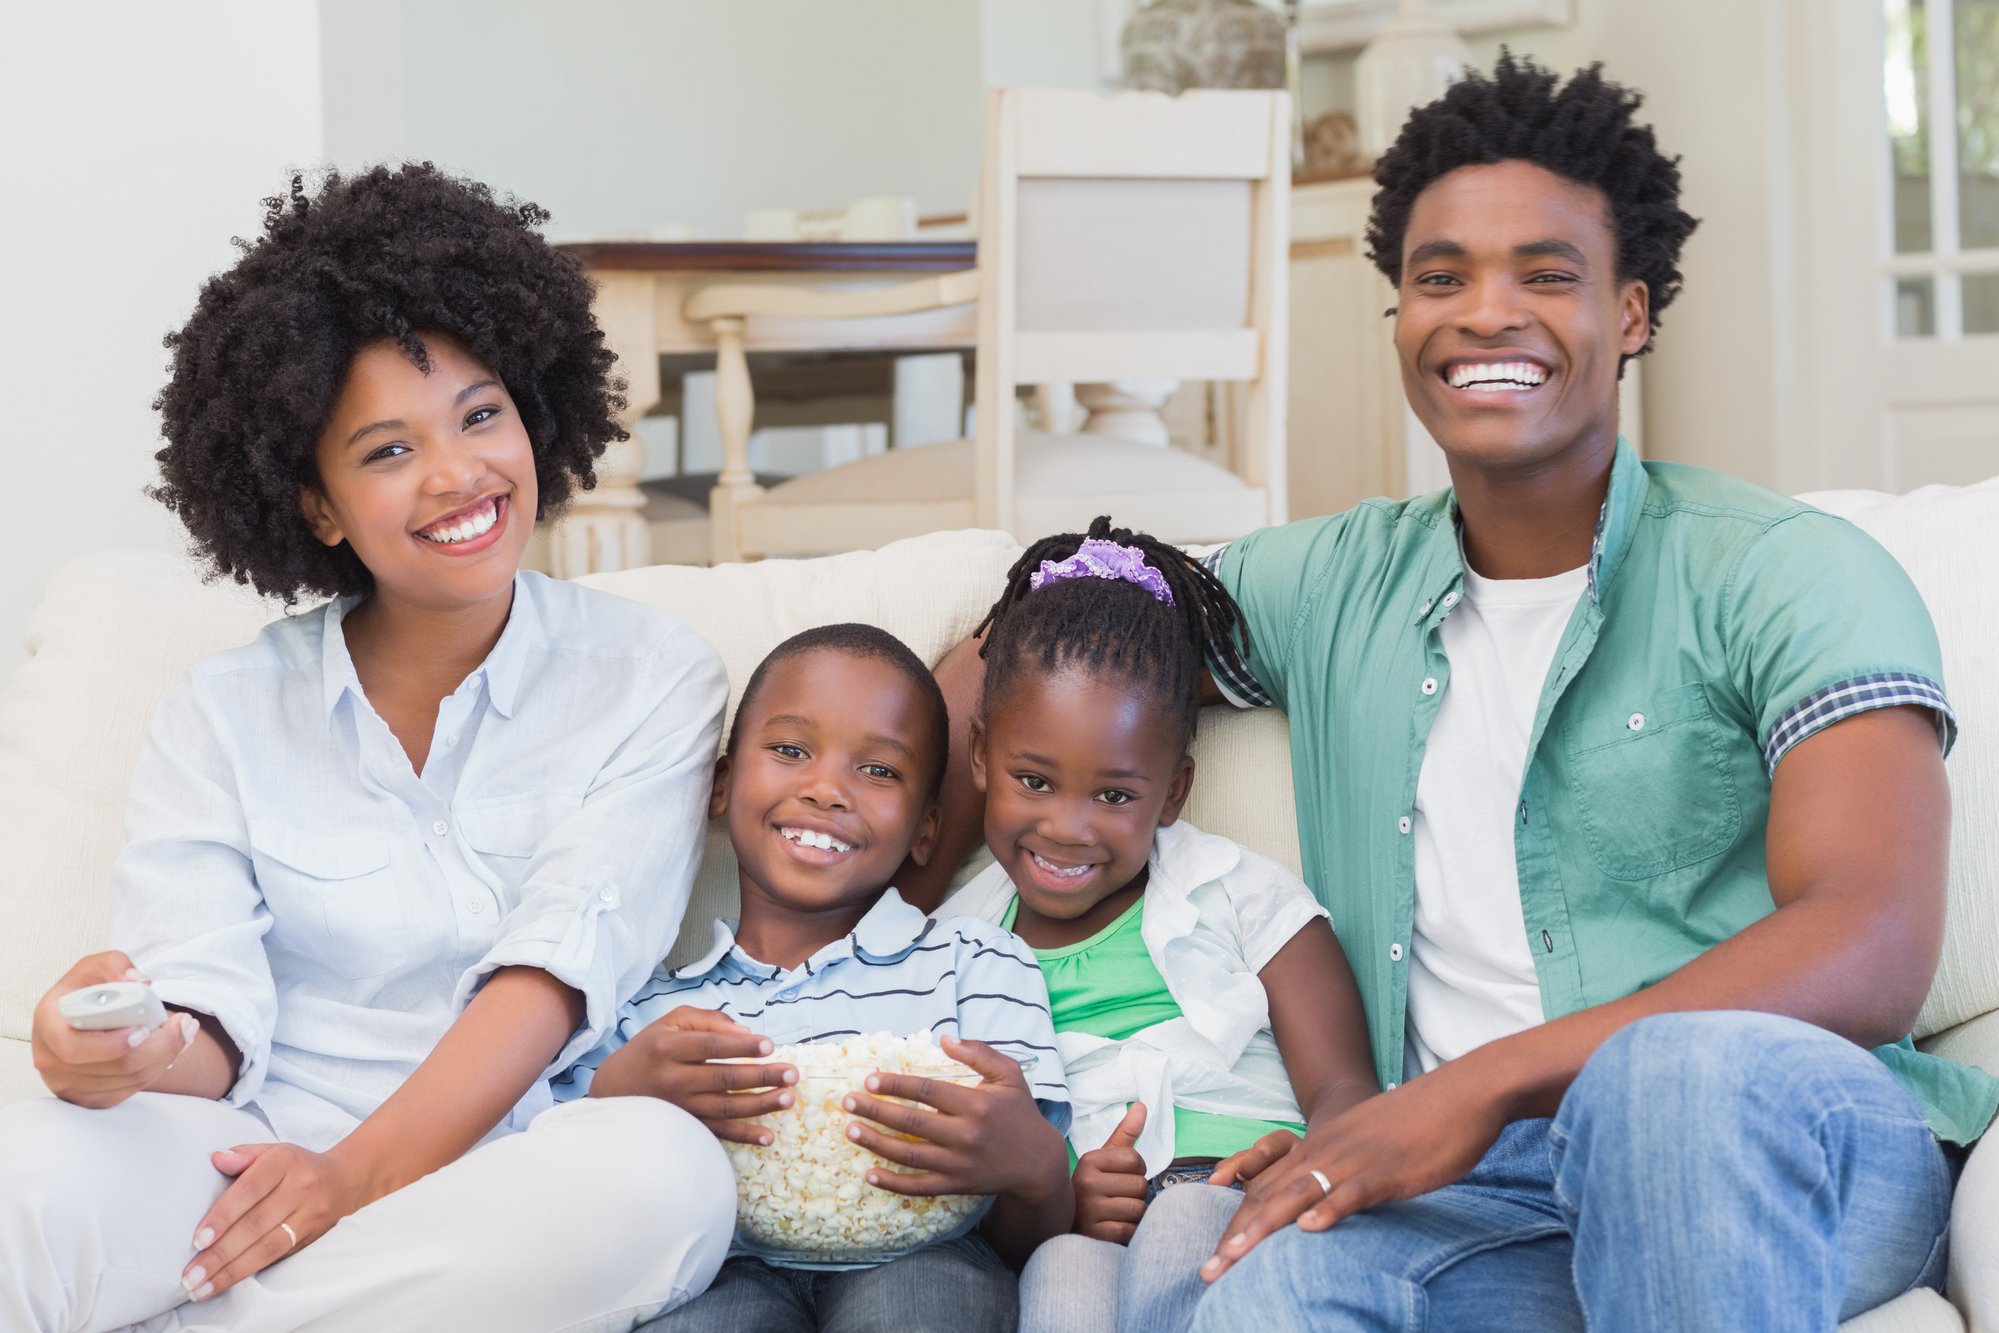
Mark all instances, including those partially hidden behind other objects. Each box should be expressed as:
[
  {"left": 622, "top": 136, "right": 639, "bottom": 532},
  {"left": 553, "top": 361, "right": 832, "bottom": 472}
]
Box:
[{"left": 723, "top": 1032, "right": 989, "bottom": 1262}]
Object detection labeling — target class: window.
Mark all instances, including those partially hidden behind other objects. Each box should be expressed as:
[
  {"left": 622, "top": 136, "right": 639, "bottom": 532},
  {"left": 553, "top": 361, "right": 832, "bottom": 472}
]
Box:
[{"left": 1883, "top": 0, "right": 1999, "bottom": 337}]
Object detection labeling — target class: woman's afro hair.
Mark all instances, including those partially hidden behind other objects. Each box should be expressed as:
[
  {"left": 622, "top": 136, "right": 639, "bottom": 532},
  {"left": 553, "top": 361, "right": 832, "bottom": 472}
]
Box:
[
  {"left": 1365, "top": 51, "right": 1700, "bottom": 358},
  {"left": 151, "top": 162, "right": 624, "bottom": 602}
]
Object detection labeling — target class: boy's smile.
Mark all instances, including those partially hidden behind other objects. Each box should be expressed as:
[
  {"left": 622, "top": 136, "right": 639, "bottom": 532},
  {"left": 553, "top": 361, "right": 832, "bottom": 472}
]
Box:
[{"left": 716, "top": 650, "right": 942, "bottom": 938}]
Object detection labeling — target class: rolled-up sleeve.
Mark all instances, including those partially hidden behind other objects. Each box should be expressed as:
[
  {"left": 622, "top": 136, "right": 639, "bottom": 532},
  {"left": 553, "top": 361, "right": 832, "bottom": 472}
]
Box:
[
  {"left": 114, "top": 677, "right": 278, "bottom": 1107},
  {"left": 454, "top": 628, "right": 728, "bottom": 1076}
]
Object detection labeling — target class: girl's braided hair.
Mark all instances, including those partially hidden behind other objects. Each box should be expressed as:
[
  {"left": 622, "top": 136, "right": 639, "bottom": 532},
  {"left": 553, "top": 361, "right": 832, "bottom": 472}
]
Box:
[{"left": 975, "top": 516, "right": 1253, "bottom": 753}]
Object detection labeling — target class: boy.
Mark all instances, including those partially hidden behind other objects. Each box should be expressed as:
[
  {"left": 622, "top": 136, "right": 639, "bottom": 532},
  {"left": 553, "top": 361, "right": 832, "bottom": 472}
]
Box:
[{"left": 557, "top": 624, "right": 1072, "bottom": 1333}]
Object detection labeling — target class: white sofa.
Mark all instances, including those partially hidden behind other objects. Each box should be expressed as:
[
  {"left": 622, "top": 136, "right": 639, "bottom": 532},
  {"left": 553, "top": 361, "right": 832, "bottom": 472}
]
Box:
[{"left": 3, "top": 497, "right": 1996, "bottom": 1332}]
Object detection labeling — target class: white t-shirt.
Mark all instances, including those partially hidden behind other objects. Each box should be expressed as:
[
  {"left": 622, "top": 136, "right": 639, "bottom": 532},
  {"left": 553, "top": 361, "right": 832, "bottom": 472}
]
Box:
[{"left": 1404, "top": 559, "right": 1588, "bottom": 1078}]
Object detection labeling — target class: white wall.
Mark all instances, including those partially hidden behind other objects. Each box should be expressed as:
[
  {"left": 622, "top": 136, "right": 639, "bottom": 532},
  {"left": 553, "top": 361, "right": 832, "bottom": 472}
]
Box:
[
  {"left": 0, "top": 1, "right": 326, "bottom": 671},
  {"left": 337, "top": 0, "right": 987, "bottom": 240}
]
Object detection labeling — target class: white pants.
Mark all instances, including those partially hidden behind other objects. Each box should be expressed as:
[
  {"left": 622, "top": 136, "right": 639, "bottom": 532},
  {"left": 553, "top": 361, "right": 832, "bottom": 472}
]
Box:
[{"left": 0, "top": 1092, "right": 735, "bottom": 1333}]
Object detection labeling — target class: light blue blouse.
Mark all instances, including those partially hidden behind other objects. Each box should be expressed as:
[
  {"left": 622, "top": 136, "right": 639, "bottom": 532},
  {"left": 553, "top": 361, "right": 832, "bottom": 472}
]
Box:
[{"left": 113, "top": 571, "right": 727, "bottom": 1151}]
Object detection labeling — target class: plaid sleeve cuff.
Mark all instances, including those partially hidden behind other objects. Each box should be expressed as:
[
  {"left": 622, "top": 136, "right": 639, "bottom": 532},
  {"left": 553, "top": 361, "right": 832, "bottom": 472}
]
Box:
[
  {"left": 1201, "top": 547, "right": 1275, "bottom": 709},
  {"left": 1763, "top": 673, "right": 1956, "bottom": 775}
]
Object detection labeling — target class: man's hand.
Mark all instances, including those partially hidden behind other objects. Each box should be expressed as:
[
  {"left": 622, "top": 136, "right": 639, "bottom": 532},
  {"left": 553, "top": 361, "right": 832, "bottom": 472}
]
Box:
[
  {"left": 843, "top": 1036, "right": 1065, "bottom": 1202},
  {"left": 1201, "top": 1067, "right": 1506, "bottom": 1282},
  {"left": 586, "top": 1005, "right": 797, "bottom": 1145},
  {"left": 31, "top": 953, "right": 199, "bottom": 1108},
  {"left": 1208, "top": 1126, "right": 1300, "bottom": 1188},
  {"left": 1072, "top": 1102, "right": 1150, "bottom": 1243},
  {"left": 180, "top": 1141, "right": 368, "bottom": 1302}
]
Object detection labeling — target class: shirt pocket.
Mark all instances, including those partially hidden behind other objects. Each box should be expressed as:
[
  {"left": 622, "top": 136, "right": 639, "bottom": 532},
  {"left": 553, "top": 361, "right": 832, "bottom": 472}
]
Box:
[
  {"left": 455, "top": 790, "right": 583, "bottom": 900},
  {"left": 1561, "top": 682, "right": 1742, "bottom": 881},
  {"left": 250, "top": 823, "right": 405, "bottom": 980}
]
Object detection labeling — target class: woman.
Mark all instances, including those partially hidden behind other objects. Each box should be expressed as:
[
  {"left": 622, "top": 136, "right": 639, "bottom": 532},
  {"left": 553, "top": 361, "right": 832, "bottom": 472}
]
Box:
[{"left": 0, "top": 165, "right": 735, "bottom": 1332}]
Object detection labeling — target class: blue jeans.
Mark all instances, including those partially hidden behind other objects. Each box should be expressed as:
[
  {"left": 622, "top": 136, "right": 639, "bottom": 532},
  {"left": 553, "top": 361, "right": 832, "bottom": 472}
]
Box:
[
  {"left": 1188, "top": 1012, "right": 1956, "bottom": 1333},
  {"left": 637, "top": 1231, "right": 1014, "bottom": 1333}
]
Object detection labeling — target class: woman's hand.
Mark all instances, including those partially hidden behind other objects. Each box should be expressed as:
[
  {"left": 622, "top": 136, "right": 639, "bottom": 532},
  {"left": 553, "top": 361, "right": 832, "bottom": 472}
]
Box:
[
  {"left": 179, "top": 1141, "right": 370, "bottom": 1302},
  {"left": 587, "top": 1004, "right": 798, "bottom": 1145},
  {"left": 30, "top": 952, "right": 199, "bottom": 1108},
  {"left": 843, "top": 1037, "right": 1066, "bottom": 1203},
  {"left": 1207, "top": 1127, "right": 1301, "bottom": 1188},
  {"left": 1072, "top": 1102, "right": 1150, "bottom": 1243},
  {"left": 1200, "top": 1069, "right": 1507, "bottom": 1283}
]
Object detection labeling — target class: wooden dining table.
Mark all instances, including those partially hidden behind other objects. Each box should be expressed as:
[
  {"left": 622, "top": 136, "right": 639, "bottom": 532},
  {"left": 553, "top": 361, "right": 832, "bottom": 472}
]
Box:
[{"left": 547, "top": 240, "right": 978, "bottom": 575}]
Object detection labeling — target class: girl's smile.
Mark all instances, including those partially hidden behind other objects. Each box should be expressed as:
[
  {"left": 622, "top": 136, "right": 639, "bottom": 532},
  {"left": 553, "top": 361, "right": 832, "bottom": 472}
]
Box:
[{"left": 973, "top": 666, "right": 1194, "bottom": 950}]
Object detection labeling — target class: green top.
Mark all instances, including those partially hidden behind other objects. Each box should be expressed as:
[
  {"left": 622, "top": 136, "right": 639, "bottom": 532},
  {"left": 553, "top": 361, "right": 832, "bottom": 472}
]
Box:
[
  {"left": 1003, "top": 895, "right": 1303, "bottom": 1163},
  {"left": 1211, "top": 438, "right": 1997, "bottom": 1145}
]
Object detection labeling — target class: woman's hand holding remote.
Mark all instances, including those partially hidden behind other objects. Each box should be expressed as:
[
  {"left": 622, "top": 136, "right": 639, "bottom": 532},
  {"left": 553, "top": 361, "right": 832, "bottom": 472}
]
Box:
[{"left": 30, "top": 952, "right": 198, "bottom": 1108}]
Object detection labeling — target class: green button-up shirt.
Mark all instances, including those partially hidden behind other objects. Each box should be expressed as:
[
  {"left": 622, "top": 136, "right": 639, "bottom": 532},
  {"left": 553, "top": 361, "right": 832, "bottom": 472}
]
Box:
[{"left": 1210, "top": 439, "right": 1997, "bottom": 1144}]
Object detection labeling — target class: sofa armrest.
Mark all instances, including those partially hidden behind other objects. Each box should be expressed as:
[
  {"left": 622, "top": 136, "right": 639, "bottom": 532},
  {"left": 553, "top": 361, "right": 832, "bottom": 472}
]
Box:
[{"left": 1925, "top": 1011, "right": 1999, "bottom": 1331}]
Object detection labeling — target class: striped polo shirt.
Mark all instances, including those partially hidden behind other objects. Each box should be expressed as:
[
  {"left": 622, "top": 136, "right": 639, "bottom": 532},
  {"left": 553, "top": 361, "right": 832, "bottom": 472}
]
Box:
[{"left": 555, "top": 889, "right": 1070, "bottom": 1120}]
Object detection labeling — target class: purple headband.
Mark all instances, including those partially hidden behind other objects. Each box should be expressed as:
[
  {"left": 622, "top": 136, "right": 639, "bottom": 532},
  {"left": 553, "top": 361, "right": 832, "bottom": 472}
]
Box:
[{"left": 1029, "top": 538, "right": 1176, "bottom": 607}]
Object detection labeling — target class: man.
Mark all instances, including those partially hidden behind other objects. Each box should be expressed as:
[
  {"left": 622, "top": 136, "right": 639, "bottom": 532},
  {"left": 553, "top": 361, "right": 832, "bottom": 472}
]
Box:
[
  {"left": 910, "top": 53, "right": 1995, "bottom": 1331},
  {"left": 1178, "top": 54, "right": 1992, "bottom": 1330}
]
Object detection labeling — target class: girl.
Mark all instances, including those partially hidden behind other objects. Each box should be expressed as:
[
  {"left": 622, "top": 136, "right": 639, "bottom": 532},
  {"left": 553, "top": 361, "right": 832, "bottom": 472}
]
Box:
[
  {"left": 942, "top": 519, "right": 1378, "bottom": 1333},
  {"left": 0, "top": 165, "right": 735, "bottom": 1331}
]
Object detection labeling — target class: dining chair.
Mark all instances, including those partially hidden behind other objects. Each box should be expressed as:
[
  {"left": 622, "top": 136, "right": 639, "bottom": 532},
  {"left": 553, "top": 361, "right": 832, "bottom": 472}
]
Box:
[{"left": 685, "top": 86, "right": 1291, "bottom": 563}]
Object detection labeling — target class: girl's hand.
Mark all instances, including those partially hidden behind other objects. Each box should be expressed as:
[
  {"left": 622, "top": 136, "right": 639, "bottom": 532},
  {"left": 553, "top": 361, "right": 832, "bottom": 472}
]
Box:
[
  {"left": 1072, "top": 1102, "right": 1150, "bottom": 1243},
  {"left": 844, "top": 1036, "right": 1066, "bottom": 1204},
  {"left": 1200, "top": 1069, "right": 1506, "bottom": 1283},
  {"left": 180, "top": 1141, "right": 368, "bottom": 1302},
  {"left": 1208, "top": 1127, "right": 1301, "bottom": 1188},
  {"left": 30, "top": 952, "right": 199, "bottom": 1108},
  {"left": 587, "top": 1005, "right": 798, "bottom": 1145}
]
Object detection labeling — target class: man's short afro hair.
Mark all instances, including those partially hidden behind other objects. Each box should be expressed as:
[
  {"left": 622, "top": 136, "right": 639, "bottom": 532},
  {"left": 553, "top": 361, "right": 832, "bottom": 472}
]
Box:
[
  {"left": 1366, "top": 51, "right": 1700, "bottom": 358},
  {"left": 151, "top": 162, "right": 624, "bottom": 602}
]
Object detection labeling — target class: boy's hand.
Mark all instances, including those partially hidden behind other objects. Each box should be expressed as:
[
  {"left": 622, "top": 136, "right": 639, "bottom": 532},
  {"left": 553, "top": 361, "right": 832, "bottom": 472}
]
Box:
[
  {"left": 587, "top": 1005, "right": 797, "bottom": 1145},
  {"left": 1073, "top": 1102, "right": 1150, "bottom": 1243},
  {"left": 1207, "top": 1127, "right": 1301, "bottom": 1188},
  {"left": 843, "top": 1036, "right": 1066, "bottom": 1204}
]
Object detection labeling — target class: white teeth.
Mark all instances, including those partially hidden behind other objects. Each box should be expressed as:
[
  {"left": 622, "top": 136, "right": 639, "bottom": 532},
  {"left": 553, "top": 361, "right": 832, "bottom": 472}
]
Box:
[
  {"left": 1030, "top": 850, "right": 1091, "bottom": 879},
  {"left": 418, "top": 498, "right": 500, "bottom": 544},
  {"left": 780, "top": 827, "right": 852, "bottom": 854},
  {"left": 1447, "top": 361, "right": 1548, "bottom": 390}
]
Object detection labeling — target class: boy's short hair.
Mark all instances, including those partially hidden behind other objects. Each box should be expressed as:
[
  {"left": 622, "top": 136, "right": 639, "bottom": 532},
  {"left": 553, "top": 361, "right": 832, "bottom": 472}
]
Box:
[
  {"left": 727, "top": 624, "right": 950, "bottom": 802},
  {"left": 152, "top": 163, "right": 625, "bottom": 603},
  {"left": 1365, "top": 51, "right": 1700, "bottom": 361}
]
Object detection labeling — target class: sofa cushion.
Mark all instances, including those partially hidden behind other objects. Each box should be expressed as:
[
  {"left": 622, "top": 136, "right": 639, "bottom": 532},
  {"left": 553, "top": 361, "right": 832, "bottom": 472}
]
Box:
[
  {"left": 1799, "top": 480, "right": 1999, "bottom": 1043},
  {"left": 0, "top": 530, "right": 1303, "bottom": 1036}
]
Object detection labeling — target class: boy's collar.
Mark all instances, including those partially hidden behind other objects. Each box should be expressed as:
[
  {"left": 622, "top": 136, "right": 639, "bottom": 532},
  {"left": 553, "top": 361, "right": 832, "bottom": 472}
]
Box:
[{"left": 673, "top": 888, "right": 933, "bottom": 979}]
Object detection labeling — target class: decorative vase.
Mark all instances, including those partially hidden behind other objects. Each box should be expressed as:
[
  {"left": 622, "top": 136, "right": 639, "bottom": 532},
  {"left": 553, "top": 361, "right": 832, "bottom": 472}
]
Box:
[
  {"left": 1352, "top": 0, "right": 1475, "bottom": 157},
  {"left": 1121, "top": 0, "right": 1288, "bottom": 94}
]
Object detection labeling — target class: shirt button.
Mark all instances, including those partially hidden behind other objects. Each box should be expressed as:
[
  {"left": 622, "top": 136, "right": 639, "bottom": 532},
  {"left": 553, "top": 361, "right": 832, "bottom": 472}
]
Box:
[
  {"left": 445, "top": 733, "right": 459, "bottom": 747},
  {"left": 1442, "top": 590, "right": 1460, "bottom": 608},
  {"left": 597, "top": 888, "right": 616, "bottom": 905},
  {"left": 1627, "top": 712, "right": 1646, "bottom": 731},
  {"left": 466, "top": 899, "right": 484, "bottom": 915},
  {"left": 1398, "top": 815, "right": 1412, "bottom": 834},
  {"left": 431, "top": 819, "right": 448, "bottom": 837},
  {"left": 1389, "top": 942, "right": 1405, "bottom": 961},
  {"left": 1420, "top": 677, "right": 1439, "bottom": 696},
  {"left": 1418, "top": 600, "right": 1433, "bottom": 616},
  {"left": 1385, "top": 1080, "right": 1399, "bottom": 1091}
]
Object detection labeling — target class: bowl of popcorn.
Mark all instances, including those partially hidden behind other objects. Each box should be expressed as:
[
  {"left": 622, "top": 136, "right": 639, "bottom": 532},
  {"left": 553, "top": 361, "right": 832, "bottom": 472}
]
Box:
[{"left": 722, "top": 1031, "right": 998, "bottom": 1265}]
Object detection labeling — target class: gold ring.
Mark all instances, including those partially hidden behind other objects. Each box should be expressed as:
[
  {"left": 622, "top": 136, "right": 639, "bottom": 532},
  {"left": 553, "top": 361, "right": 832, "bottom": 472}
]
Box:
[
  {"left": 279, "top": 1221, "right": 298, "bottom": 1251},
  {"left": 1309, "top": 1168, "right": 1333, "bottom": 1198}
]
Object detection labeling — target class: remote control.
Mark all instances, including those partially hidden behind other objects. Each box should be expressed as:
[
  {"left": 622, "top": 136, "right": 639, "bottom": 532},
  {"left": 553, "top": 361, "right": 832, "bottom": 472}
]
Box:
[{"left": 58, "top": 981, "right": 169, "bottom": 1033}]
